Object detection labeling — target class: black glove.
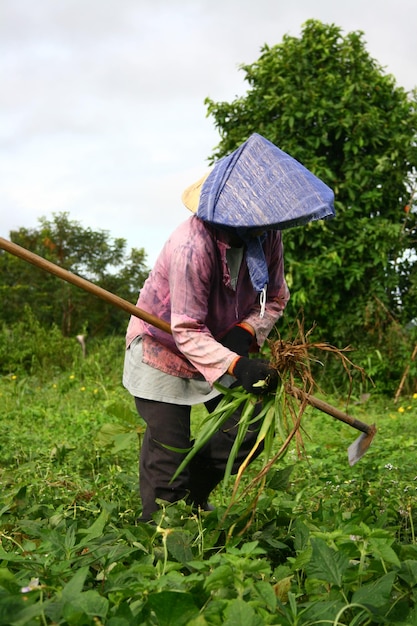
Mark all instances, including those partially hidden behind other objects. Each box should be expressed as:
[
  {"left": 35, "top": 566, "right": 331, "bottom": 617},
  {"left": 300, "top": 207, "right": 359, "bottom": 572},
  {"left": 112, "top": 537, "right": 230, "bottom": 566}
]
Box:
[
  {"left": 232, "top": 356, "right": 278, "bottom": 395},
  {"left": 220, "top": 325, "right": 254, "bottom": 356}
]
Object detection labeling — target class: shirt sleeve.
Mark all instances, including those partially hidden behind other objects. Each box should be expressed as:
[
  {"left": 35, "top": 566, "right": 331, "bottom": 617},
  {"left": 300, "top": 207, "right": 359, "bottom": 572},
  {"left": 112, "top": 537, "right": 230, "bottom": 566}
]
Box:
[{"left": 168, "top": 236, "right": 238, "bottom": 385}]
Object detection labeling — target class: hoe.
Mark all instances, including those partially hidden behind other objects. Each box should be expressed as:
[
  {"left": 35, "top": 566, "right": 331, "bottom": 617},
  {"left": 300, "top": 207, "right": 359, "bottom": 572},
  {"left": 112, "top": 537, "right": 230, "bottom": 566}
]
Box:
[{"left": 0, "top": 237, "right": 376, "bottom": 465}]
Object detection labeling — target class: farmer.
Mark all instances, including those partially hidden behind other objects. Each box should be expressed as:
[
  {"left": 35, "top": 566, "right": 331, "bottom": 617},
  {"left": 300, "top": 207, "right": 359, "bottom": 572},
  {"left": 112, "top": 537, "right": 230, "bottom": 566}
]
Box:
[{"left": 123, "top": 133, "right": 335, "bottom": 521}]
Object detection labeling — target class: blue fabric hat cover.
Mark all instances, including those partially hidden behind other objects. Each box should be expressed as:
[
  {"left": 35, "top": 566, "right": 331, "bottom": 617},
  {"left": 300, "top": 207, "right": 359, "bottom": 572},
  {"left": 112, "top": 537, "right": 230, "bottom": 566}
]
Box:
[{"left": 197, "top": 133, "right": 335, "bottom": 294}]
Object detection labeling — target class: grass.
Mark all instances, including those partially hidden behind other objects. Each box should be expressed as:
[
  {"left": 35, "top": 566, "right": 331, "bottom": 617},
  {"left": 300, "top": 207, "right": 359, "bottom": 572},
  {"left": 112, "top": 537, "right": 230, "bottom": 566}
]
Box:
[{"left": 1, "top": 338, "right": 417, "bottom": 625}]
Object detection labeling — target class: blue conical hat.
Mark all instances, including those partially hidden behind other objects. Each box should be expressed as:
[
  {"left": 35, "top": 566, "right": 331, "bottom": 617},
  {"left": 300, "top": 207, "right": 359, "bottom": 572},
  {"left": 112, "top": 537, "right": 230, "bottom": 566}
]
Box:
[
  {"left": 194, "top": 133, "right": 335, "bottom": 229},
  {"left": 181, "top": 133, "right": 335, "bottom": 295}
]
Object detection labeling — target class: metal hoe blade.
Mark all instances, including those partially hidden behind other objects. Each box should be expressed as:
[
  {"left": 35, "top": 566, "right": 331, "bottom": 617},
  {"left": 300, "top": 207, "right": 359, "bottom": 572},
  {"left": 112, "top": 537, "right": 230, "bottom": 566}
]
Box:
[
  {"left": 290, "top": 386, "right": 377, "bottom": 465},
  {"left": 348, "top": 424, "right": 377, "bottom": 466}
]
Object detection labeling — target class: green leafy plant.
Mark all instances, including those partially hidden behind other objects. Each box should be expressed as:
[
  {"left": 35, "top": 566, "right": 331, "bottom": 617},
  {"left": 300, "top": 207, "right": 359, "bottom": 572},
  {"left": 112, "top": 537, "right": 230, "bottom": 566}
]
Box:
[{"left": 1, "top": 335, "right": 417, "bottom": 624}]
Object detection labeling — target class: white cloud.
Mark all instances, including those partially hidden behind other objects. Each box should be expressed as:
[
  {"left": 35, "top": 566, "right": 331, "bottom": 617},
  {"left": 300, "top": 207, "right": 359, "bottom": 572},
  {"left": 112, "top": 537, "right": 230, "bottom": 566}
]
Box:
[{"left": 1, "top": 0, "right": 416, "bottom": 269}]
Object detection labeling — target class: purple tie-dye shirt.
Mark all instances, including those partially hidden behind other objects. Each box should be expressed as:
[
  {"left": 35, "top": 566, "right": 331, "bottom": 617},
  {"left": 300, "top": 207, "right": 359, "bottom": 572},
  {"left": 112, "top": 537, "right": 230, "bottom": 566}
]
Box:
[{"left": 125, "top": 215, "right": 289, "bottom": 386}]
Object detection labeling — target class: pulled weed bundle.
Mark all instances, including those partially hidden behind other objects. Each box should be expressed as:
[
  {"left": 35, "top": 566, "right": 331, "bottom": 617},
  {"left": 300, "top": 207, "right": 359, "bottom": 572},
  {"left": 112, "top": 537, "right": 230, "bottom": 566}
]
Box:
[{"left": 173, "top": 321, "right": 365, "bottom": 528}]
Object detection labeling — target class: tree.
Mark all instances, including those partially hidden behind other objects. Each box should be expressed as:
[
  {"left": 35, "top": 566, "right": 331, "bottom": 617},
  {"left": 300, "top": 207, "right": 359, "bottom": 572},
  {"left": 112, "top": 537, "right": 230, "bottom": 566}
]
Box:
[
  {"left": 0, "top": 213, "right": 149, "bottom": 337},
  {"left": 205, "top": 20, "right": 417, "bottom": 359}
]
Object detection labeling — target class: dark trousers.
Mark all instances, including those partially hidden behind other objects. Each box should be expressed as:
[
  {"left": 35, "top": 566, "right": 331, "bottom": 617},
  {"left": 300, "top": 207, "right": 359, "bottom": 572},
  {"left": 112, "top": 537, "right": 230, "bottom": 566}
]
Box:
[{"left": 134, "top": 394, "right": 263, "bottom": 521}]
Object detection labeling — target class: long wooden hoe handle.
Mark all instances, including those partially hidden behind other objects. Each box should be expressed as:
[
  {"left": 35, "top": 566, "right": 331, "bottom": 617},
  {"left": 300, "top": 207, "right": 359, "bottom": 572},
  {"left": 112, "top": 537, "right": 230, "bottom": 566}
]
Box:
[
  {"left": 0, "top": 236, "right": 371, "bottom": 436},
  {"left": 289, "top": 386, "right": 375, "bottom": 435},
  {"left": 0, "top": 237, "right": 171, "bottom": 335}
]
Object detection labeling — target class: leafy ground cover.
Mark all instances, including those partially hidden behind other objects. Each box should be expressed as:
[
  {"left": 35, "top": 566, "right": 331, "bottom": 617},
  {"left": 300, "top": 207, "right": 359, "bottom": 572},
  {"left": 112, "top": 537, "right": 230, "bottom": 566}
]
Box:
[{"left": 1, "top": 338, "right": 417, "bottom": 625}]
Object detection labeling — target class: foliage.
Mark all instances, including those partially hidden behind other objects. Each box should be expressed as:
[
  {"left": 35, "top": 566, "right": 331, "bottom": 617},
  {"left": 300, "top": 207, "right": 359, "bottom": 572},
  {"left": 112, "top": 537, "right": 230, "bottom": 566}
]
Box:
[
  {"left": 1, "top": 335, "right": 417, "bottom": 624},
  {"left": 0, "top": 308, "right": 82, "bottom": 377},
  {"left": 0, "top": 212, "right": 149, "bottom": 337},
  {"left": 205, "top": 20, "right": 417, "bottom": 352}
]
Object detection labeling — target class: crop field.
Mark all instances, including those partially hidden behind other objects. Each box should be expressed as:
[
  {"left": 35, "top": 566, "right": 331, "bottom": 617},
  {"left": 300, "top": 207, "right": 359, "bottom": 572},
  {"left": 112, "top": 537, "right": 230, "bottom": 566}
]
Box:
[{"left": 1, "top": 337, "right": 417, "bottom": 625}]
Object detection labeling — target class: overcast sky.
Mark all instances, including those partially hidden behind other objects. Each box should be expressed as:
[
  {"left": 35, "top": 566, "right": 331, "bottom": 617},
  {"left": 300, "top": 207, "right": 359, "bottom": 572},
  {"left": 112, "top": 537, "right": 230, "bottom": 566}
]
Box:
[{"left": 1, "top": 0, "right": 416, "bottom": 268}]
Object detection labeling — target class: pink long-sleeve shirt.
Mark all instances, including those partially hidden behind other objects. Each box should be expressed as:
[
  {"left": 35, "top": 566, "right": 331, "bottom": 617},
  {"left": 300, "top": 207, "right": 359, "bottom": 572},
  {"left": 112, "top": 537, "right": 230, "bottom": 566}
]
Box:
[{"left": 125, "top": 216, "right": 290, "bottom": 386}]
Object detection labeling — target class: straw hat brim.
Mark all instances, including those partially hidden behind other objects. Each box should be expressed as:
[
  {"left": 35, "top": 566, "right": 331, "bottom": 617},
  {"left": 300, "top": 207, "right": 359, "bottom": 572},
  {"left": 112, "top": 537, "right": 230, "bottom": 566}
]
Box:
[{"left": 181, "top": 171, "right": 211, "bottom": 213}]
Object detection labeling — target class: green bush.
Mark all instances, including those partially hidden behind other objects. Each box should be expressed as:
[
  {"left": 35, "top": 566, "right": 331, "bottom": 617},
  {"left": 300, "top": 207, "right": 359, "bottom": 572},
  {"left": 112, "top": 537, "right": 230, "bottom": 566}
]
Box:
[{"left": 0, "top": 308, "right": 82, "bottom": 377}]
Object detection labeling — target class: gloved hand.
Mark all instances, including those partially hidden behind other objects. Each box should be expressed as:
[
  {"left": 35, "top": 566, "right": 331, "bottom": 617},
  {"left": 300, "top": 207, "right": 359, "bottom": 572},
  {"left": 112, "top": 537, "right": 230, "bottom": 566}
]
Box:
[
  {"left": 220, "top": 324, "right": 254, "bottom": 356},
  {"left": 232, "top": 356, "right": 278, "bottom": 395}
]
